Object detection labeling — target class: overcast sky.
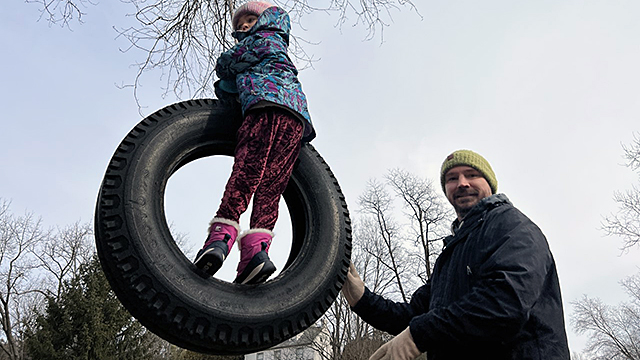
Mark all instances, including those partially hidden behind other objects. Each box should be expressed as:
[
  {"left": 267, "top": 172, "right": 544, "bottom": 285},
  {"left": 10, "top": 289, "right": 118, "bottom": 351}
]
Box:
[{"left": 2, "top": 0, "right": 640, "bottom": 355}]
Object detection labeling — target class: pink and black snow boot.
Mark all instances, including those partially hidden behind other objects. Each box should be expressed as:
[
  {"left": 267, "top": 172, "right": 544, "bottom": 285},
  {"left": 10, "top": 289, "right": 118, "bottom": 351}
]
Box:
[
  {"left": 234, "top": 229, "right": 276, "bottom": 284},
  {"left": 194, "top": 218, "right": 240, "bottom": 276}
]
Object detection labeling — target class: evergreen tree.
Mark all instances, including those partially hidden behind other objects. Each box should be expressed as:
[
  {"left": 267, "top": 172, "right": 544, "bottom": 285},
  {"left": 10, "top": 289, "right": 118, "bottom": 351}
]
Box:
[{"left": 24, "top": 256, "right": 159, "bottom": 360}]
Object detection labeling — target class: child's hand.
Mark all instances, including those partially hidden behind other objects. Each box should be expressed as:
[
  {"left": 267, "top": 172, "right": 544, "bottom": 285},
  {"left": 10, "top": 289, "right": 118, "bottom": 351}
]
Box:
[
  {"left": 214, "top": 80, "right": 239, "bottom": 105},
  {"left": 217, "top": 79, "right": 238, "bottom": 94}
]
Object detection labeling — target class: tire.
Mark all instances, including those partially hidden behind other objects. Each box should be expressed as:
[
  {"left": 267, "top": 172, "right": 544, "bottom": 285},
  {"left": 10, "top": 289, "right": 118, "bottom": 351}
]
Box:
[{"left": 94, "top": 99, "right": 352, "bottom": 355}]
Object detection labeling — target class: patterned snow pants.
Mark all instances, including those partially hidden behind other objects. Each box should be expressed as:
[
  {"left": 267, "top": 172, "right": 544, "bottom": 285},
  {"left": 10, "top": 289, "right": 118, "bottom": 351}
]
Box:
[{"left": 215, "top": 108, "right": 304, "bottom": 230}]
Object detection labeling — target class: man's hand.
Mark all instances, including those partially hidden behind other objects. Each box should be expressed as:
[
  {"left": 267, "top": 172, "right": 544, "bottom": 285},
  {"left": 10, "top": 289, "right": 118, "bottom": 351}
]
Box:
[
  {"left": 342, "top": 263, "right": 365, "bottom": 307},
  {"left": 370, "top": 327, "right": 421, "bottom": 360}
]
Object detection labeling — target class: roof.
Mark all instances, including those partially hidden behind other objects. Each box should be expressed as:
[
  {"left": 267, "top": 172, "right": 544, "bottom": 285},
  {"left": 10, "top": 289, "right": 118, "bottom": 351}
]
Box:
[{"left": 269, "top": 326, "right": 324, "bottom": 350}]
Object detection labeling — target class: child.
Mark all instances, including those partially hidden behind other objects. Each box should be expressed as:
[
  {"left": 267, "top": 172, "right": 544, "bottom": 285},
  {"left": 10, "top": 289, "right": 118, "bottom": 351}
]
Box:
[{"left": 194, "top": 1, "right": 316, "bottom": 285}]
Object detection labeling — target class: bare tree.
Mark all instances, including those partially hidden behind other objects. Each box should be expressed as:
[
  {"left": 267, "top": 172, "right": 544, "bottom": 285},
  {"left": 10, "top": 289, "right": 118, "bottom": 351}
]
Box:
[
  {"left": 315, "top": 228, "right": 395, "bottom": 360},
  {"left": 602, "top": 133, "right": 640, "bottom": 251},
  {"left": 341, "top": 335, "right": 387, "bottom": 360},
  {"left": 28, "top": 0, "right": 419, "bottom": 108},
  {"left": 0, "top": 199, "right": 48, "bottom": 360},
  {"left": 358, "top": 179, "right": 411, "bottom": 302},
  {"left": 573, "top": 135, "right": 640, "bottom": 359},
  {"left": 31, "top": 221, "right": 93, "bottom": 300},
  {"left": 571, "top": 351, "right": 595, "bottom": 360},
  {"left": 26, "top": 0, "right": 93, "bottom": 26},
  {"left": 0, "top": 198, "right": 96, "bottom": 360},
  {"left": 572, "top": 272, "right": 640, "bottom": 360},
  {"left": 311, "top": 169, "right": 449, "bottom": 359},
  {"left": 357, "top": 169, "right": 452, "bottom": 300},
  {"left": 355, "top": 217, "right": 401, "bottom": 297},
  {"left": 385, "top": 168, "right": 451, "bottom": 283}
]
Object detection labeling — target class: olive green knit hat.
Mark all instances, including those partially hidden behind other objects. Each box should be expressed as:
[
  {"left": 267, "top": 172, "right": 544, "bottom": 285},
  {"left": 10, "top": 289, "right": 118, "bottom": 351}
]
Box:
[{"left": 440, "top": 150, "right": 498, "bottom": 194}]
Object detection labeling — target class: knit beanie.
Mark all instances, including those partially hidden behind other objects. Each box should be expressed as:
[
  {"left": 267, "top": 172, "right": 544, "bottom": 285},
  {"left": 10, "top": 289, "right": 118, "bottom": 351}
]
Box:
[
  {"left": 232, "top": 1, "right": 274, "bottom": 30},
  {"left": 440, "top": 150, "right": 498, "bottom": 194}
]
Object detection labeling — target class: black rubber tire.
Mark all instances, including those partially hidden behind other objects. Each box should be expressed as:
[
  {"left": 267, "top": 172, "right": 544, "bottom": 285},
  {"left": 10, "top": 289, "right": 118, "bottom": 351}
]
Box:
[{"left": 94, "top": 99, "right": 352, "bottom": 355}]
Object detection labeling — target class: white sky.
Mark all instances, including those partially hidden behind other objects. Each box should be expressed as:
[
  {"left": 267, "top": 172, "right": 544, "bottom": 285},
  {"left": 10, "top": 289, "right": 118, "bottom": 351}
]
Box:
[{"left": 2, "top": 0, "right": 640, "bottom": 355}]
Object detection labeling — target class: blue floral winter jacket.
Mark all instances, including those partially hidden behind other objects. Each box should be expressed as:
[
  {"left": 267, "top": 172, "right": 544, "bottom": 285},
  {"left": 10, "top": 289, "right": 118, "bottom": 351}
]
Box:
[{"left": 215, "top": 6, "right": 315, "bottom": 142}]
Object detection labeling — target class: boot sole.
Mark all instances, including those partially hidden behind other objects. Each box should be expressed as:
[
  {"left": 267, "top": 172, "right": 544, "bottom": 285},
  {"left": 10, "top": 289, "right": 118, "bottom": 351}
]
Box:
[
  {"left": 238, "top": 261, "right": 276, "bottom": 285},
  {"left": 194, "top": 248, "right": 225, "bottom": 276},
  {"left": 235, "top": 252, "right": 276, "bottom": 285}
]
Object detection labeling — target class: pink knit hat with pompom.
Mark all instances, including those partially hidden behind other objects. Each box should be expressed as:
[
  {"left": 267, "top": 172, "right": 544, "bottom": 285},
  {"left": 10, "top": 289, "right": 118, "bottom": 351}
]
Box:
[{"left": 232, "top": 1, "right": 274, "bottom": 30}]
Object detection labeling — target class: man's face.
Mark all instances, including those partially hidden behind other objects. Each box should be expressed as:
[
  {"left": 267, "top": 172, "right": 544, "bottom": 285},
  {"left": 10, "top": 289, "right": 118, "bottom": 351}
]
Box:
[{"left": 444, "top": 166, "right": 493, "bottom": 220}]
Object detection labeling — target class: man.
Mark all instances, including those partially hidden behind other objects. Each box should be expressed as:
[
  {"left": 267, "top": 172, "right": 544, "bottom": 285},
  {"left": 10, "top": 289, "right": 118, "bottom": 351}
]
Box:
[{"left": 342, "top": 150, "right": 570, "bottom": 360}]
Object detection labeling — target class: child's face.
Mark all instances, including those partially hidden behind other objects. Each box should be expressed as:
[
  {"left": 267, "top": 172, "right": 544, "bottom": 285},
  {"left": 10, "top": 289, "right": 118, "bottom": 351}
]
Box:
[{"left": 236, "top": 14, "right": 259, "bottom": 32}]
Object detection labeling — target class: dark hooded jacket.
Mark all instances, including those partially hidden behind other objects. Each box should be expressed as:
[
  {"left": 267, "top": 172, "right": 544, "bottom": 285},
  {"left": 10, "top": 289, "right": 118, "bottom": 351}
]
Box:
[
  {"left": 352, "top": 194, "right": 570, "bottom": 360},
  {"left": 214, "top": 6, "right": 315, "bottom": 142}
]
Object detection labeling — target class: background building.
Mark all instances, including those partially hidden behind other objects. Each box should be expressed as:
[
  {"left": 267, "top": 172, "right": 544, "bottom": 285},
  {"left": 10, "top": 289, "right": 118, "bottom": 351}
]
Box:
[{"left": 244, "top": 324, "right": 329, "bottom": 360}]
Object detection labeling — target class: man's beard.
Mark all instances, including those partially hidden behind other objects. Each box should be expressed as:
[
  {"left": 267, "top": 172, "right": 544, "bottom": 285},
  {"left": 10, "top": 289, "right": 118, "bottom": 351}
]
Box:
[
  {"left": 454, "top": 204, "right": 472, "bottom": 219},
  {"left": 452, "top": 189, "right": 479, "bottom": 219}
]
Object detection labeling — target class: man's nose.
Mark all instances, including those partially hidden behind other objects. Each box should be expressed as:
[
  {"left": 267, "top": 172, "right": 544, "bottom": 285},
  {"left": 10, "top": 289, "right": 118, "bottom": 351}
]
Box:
[{"left": 457, "top": 175, "right": 470, "bottom": 187}]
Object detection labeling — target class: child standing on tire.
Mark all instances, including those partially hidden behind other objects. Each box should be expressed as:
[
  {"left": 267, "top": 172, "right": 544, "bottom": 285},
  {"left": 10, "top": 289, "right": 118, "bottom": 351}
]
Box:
[{"left": 194, "top": 1, "right": 315, "bottom": 285}]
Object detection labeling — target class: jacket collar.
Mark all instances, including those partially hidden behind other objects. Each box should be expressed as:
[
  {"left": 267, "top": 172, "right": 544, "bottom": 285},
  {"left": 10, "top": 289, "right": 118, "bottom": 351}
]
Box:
[{"left": 445, "top": 193, "right": 511, "bottom": 246}]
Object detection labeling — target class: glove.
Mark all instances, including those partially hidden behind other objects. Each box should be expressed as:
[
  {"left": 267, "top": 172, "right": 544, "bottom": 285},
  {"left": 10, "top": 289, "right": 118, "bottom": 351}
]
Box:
[
  {"left": 217, "top": 79, "right": 238, "bottom": 94},
  {"left": 214, "top": 80, "right": 239, "bottom": 107},
  {"left": 342, "top": 263, "right": 365, "bottom": 307},
  {"left": 369, "top": 327, "right": 422, "bottom": 360}
]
